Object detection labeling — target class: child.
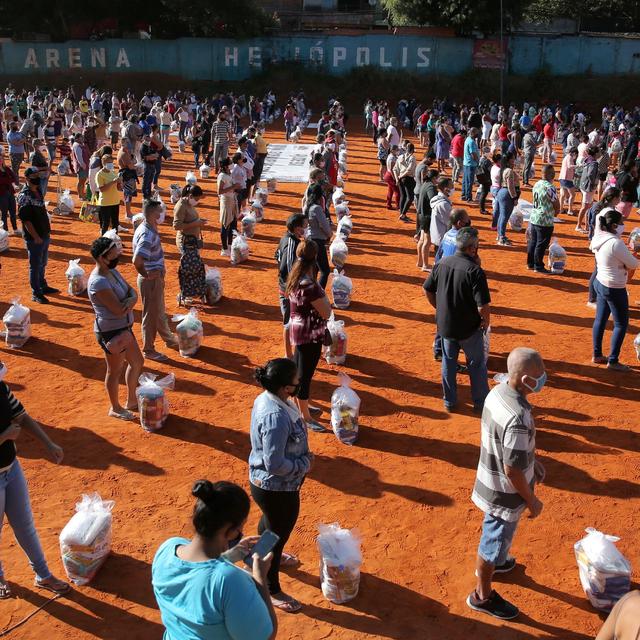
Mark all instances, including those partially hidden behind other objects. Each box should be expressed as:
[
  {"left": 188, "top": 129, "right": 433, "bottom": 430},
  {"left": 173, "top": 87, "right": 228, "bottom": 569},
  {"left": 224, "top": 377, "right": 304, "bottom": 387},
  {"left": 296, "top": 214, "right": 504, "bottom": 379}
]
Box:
[{"left": 57, "top": 136, "right": 74, "bottom": 175}]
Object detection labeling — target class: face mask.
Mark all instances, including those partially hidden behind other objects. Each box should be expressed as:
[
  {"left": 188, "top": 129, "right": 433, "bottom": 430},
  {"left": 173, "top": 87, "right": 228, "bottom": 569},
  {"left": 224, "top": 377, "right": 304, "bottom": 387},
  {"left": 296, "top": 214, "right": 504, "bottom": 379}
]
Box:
[
  {"left": 0, "top": 362, "right": 6, "bottom": 382},
  {"left": 523, "top": 371, "right": 547, "bottom": 393},
  {"left": 105, "top": 163, "right": 114, "bottom": 171},
  {"left": 615, "top": 223, "right": 625, "bottom": 237},
  {"left": 107, "top": 257, "right": 119, "bottom": 269},
  {"left": 188, "top": 197, "right": 198, "bottom": 207}
]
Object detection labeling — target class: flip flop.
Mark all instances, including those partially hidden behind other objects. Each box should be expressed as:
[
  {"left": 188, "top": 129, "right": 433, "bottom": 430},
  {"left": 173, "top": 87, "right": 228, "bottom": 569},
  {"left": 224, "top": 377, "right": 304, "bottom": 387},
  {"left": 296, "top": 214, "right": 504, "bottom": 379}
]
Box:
[
  {"left": 108, "top": 408, "right": 136, "bottom": 421},
  {"left": 280, "top": 553, "right": 300, "bottom": 567},
  {"left": 271, "top": 594, "right": 302, "bottom": 613},
  {"left": 35, "top": 577, "right": 71, "bottom": 595},
  {"left": 0, "top": 581, "right": 13, "bottom": 599}
]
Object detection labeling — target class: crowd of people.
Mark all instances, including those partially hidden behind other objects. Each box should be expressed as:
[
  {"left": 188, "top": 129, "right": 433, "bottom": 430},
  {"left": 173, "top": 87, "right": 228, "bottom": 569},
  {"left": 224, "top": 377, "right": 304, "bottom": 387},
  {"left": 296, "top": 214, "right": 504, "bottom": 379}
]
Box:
[{"left": 0, "top": 82, "right": 637, "bottom": 639}]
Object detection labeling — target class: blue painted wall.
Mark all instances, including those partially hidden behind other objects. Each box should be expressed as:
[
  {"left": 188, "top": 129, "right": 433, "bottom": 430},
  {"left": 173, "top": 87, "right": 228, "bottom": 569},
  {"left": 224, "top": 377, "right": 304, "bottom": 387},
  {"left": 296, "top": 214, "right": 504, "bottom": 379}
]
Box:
[{"left": 1, "top": 34, "right": 639, "bottom": 79}]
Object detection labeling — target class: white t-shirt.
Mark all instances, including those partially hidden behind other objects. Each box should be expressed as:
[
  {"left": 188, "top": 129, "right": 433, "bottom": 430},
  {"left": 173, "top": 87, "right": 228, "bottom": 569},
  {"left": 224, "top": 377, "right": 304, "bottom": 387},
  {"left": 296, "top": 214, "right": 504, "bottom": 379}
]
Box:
[
  {"left": 577, "top": 142, "right": 588, "bottom": 166},
  {"left": 387, "top": 125, "right": 400, "bottom": 147},
  {"left": 593, "top": 233, "right": 639, "bottom": 288}
]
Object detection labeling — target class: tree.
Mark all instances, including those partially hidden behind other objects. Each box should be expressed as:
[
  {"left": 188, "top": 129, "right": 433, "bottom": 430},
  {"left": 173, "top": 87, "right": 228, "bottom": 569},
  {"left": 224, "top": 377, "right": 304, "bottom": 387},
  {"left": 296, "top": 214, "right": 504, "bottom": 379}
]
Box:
[{"left": 524, "top": 0, "right": 634, "bottom": 23}]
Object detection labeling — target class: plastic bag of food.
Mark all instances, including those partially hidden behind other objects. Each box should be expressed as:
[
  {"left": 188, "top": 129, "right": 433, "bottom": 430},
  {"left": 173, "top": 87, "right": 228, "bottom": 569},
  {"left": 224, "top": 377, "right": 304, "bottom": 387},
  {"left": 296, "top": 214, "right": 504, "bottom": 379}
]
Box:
[
  {"left": 170, "top": 183, "right": 182, "bottom": 204},
  {"left": 339, "top": 150, "right": 348, "bottom": 164},
  {"left": 635, "top": 333, "right": 640, "bottom": 361},
  {"left": 199, "top": 164, "right": 211, "bottom": 179},
  {"left": 205, "top": 267, "right": 223, "bottom": 304},
  {"left": 136, "top": 372, "right": 175, "bottom": 432},
  {"left": 65, "top": 259, "right": 87, "bottom": 296},
  {"left": 483, "top": 326, "right": 491, "bottom": 362},
  {"left": 230, "top": 233, "right": 250, "bottom": 265},
  {"left": 574, "top": 527, "right": 632, "bottom": 611},
  {"left": 58, "top": 189, "right": 74, "bottom": 215},
  {"left": 255, "top": 187, "right": 268, "bottom": 206},
  {"left": 330, "top": 373, "right": 360, "bottom": 445},
  {"left": 266, "top": 178, "right": 277, "bottom": 193},
  {"left": 628, "top": 227, "right": 640, "bottom": 253},
  {"left": 185, "top": 171, "right": 198, "bottom": 186},
  {"left": 250, "top": 200, "right": 264, "bottom": 223},
  {"left": 509, "top": 207, "right": 524, "bottom": 231},
  {"left": 58, "top": 157, "right": 70, "bottom": 176},
  {"left": 79, "top": 201, "right": 99, "bottom": 223},
  {"left": 331, "top": 269, "right": 353, "bottom": 309},
  {"left": 102, "top": 229, "right": 123, "bottom": 254},
  {"left": 332, "top": 188, "right": 346, "bottom": 206},
  {"left": 317, "top": 523, "right": 362, "bottom": 603},
  {"left": 2, "top": 297, "right": 31, "bottom": 348},
  {"left": 178, "top": 140, "right": 186, "bottom": 153},
  {"left": 330, "top": 236, "right": 348, "bottom": 270},
  {"left": 172, "top": 308, "right": 203, "bottom": 357},
  {"left": 0, "top": 228, "right": 9, "bottom": 253},
  {"left": 241, "top": 213, "right": 256, "bottom": 239},
  {"left": 335, "top": 203, "right": 350, "bottom": 222},
  {"left": 337, "top": 214, "right": 353, "bottom": 239},
  {"left": 59, "top": 493, "right": 114, "bottom": 586},
  {"left": 132, "top": 213, "right": 145, "bottom": 230},
  {"left": 547, "top": 237, "right": 567, "bottom": 274},
  {"left": 324, "top": 314, "right": 348, "bottom": 365}
]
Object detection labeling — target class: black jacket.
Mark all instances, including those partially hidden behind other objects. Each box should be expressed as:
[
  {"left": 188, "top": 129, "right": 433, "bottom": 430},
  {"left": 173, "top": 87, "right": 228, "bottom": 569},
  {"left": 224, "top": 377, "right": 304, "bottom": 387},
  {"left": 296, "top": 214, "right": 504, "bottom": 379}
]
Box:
[{"left": 275, "top": 231, "right": 300, "bottom": 292}]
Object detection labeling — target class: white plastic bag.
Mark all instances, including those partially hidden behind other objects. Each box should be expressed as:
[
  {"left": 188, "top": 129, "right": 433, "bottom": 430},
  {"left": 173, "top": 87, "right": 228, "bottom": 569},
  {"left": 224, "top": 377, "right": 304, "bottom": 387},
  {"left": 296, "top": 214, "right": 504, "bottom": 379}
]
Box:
[
  {"left": 548, "top": 237, "right": 567, "bottom": 274},
  {"left": 205, "top": 267, "right": 223, "bottom": 304},
  {"left": 0, "top": 228, "right": 9, "bottom": 253},
  {"left": 2, "top": 297, "right": 31, "bottom": 348},
  {"left": 170, "top": 183, "right": 182, "bottom": 204},
  {"left": 266, "top": 177, "right": 277, "bottom": 193},
  {"left": 199, "top": 163, "right": 211, "bottom": 179},
  {"left": 136, "top": 372, "right": 175, "bottom": 432},
  {"left": 628, "top": 227, "right": 640, "bottom": 253},
  {"left": 132, "top": 212, "right": 145, "bottom": 230},
  {"left": 330, "top": 373, "right": 360, "bottom": 445},
  {"left": 330, "top": 236, "right": 348, "bottom": 269},
  {"left": 331, "top": 269, "right": 352, "bottom": 309},
  {"left": 255, "top": 187, "right": 268, "bottom": 206},
  {"left": 635, "top": 333, "right": 640, "bottom": 361},
  {"left": 335, "top": 203, "right": 350, "bottom": 222},
  {"left": 58, "top": 189, "right": 74, "bottom": 215},
  {"left": 59, "top": 493, "right": 115, "bottom": 585},
  {"left": 185, "top": 171, "right": 198, "bottom": 186},
  {"left": 317, "top": 523, "right": 362, "bottom": 603},
  {"left": 58, "top": 157, "right": 70, "bottom": 176},
  {"left": 241, "top": 213, "right": 256, "bottom": 239},
  {"left": 337, "top": 214, "right": 353, "bottom": 239},
  {"left": 250, "top": 200, "right": 264, "bottom": 223},
  {"left": 65, "top": 259, "right": 87, "bottom": 296},
  {"left": 574, "top": 527, "right": 632, "bottom": 611},
  {"left": 332, "top": 188, "right": 346, "bottom": 206},
  {"left": 509, "top": 207, "right": 524, "bottom": 231},
  {"left": 324, "top": 314, "right": 348, "bottom": 365},
  {"left": 230, "top": 234, "right": 250, "bottom": 265},
  {"left": 102, "top": 229, "right": 123, "bottom": 254},
  {"left": 172, "top": 308, "right": 203, "bottom": 357}
]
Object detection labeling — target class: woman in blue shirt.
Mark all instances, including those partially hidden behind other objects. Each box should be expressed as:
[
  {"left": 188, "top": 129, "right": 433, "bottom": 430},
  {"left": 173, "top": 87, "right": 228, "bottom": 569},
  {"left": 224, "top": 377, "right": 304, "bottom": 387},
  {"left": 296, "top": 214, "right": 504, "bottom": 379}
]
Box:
[
  {"left": 152, "top": 480, "right": 277, "bottom": 640},
  {"left": 249, "top": 358, "right": 311, "bottom": 613}
]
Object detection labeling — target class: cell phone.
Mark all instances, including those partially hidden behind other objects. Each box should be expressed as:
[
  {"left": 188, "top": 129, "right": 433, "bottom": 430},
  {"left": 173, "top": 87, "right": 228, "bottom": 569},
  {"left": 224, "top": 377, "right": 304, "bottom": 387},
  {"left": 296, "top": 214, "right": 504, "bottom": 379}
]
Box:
[{"left": 243, "top": 530, "right": 280, "bottom": 567}]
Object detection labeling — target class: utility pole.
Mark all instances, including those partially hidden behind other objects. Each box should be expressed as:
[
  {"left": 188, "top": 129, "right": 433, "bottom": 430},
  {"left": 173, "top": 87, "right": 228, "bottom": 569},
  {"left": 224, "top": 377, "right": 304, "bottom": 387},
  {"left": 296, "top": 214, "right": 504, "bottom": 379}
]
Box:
[{"left": 500, "top": 0, "right": 504, "bottom": 106}]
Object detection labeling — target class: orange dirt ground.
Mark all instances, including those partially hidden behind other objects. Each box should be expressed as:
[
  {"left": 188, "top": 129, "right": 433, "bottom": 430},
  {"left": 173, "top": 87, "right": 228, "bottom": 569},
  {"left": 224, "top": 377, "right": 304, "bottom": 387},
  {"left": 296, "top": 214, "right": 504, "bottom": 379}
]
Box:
[{"left": 0, "top": 123, "right": 639, "bottom": 640}]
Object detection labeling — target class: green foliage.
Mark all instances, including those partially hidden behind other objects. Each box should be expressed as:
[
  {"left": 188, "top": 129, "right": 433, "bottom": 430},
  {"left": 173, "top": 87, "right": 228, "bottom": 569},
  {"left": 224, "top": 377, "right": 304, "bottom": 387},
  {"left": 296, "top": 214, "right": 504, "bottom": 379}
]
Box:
[{"left": 524, "top": 0, "right": 633, "bottom": 23}]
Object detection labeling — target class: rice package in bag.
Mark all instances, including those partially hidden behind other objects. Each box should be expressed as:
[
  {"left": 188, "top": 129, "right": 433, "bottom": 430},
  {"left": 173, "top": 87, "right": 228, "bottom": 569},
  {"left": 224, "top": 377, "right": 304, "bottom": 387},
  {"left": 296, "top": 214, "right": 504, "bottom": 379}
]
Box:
[
  {"left": 241, "top": 213, "right": 256, "bottom": 239},
  {"left": 547, "top": 237, "right": 567, "bottom": 274},
  {"left": 628, "top": 227, "right": 640, "bottom": 253},
  {"left": 230, "top": 234, "right": 250, "bottom": 265},
  {"left": 255, "top": 187, "right": 268, "bottom": 206},
  {"left": 509, "top": 207, "right": 524, "bottom": 231},
  {"left": 331, "top": 269, "right": 353, "bottom": 309},
  {"left": 335, "top": 203, "right": 350, "bottom": 222},
  {"left": 317, "top": 523, "right": 362, "bottom": 603},
  {"left": 324, "top": 315, "right": 348, "bottom": 365},
  {"left": 132, "top": 213, "right": 145, "bottom": 230},
  {"left": 58, "top": 157, "right": 70, "bottom": 176},
  {"left": 170, "top": 183, "right": 182, "bottom": 204},
  {"left": 65, "top": 259, "right": 87, "bottom": 296},
  {"left": 0, "top": 228, "right": 9, "bottom": 253},
  {"left": 185, "top": 171, "right": 198, "bottom": 186},
  {"left": 172, "top": 308, "right": 203, "bottom": 357},
  {"left": 331, "top": 373, "right": 360, "bottom": 445},
  {"left": 58, "top": 189, "right": 74, "bottom": 215},
  {"left": 3, "top": 297, "right": 31, "bottom": 348},
  {"left": 266, "top": 178, "right": 277, "bottom": 193},
  {"left": 339, "top": 150, "right": 348, "bottom": 164},
  {"left": 332, "top": 188, "right": 346, "bottom": 206},
  {"left": 59, "top": 493, "right": 115, "bottom": 585},
  {"left": 337, "top": 214, "right": 353, "bottom": 239},
  {"left": 136, "top": 372, "right": 175, "bottom": 432},
  {"left": 205, "top": 267, "right": 223, "bottom": 304},
  {"left": 574, "top": 527, "right": 632, "bottom": 611},
  {"left": 250, "top": 200, "right": 264, "bottom": 223},
  {"left": 199, "top": 164, "right": 211, "bottom": 179},
  {"left": 102, "top": 229, "right": 123, "bottom": 254},
  {"left": 178, "top": 140, "right": 186, "bottom": 153},
  {"left": 330, "top": 236, "right": 348, "bottom": 270},
  {"left": 635, "top": 333, "right": 640, "bottom": 361}
]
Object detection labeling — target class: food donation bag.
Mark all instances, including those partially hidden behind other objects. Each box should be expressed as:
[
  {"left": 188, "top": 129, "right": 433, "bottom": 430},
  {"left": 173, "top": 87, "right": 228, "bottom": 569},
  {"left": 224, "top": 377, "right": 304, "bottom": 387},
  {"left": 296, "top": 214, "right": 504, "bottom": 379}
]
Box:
[
  {"left": 102, "top": 229, "right": 123, "bottom": 254},
  {"left": 628, "top": 227, "right": 640, "bottom": 253},
  {"left": 3, "top": 298, "right": 31, "bottom": 348},
  {"left": 205, "top": 267, "right": 223, "bottom": 304},
  {"left": 250, "top": 200, "right": 264, "bottom": 223},
  {"left": 331, "top": 269, "right": 353, "bottom": 309},
  {"left": 317, "top": 523, "right": 362, "bottom": 604},
  {"left": 337, "top": 214, "right": 353, "bottom": 239},
  {"left": 170, "top": 184, "right": 182, "bottom": 204},
  {"left": 255, "top": 187, "right": 268, "bottom": 206},
  {"left": 230, "top": 234, "right": 250, "bottom": 265},
  {"left": 509, "top": 207, "right": 524, "bottom": 231},
  {"left": 330, "top": 237, "right": 349, "bottom": 270},
  {"left": 185, "top": 171, "right": 198, "bottom": 186},
  {"left": 635, "top": 333, "right": 640, "bottom": 361},
  {"left": 136, "top": 372, "right": 175, "bottom": 432},
  {"left": 548, "top": 238, "right": 567, "bottom": 274},
  {"left": 335, "top": 203, "right": 350, "bottom": 222},
  {"left": 242, "top": 213, "right": 257, "bottom": 239},
  {"left": 66, "top": 259, "right": 87, "bottom": 296},
  {"left": 330, "top": 374, "right": 360, "bottom": 445},
  {"left": 0, "top": 228, "right": 9, "bottom": 253},
  {"left": 266, "top": 178, "right": 277, "bottom": 193},
  {"left": 324, "top": 315, "right": 348, "bottom": 365},
  {"left": 199, "top": 164, "right": 211, "bottom": 179},
  {"left": 132, "top": 213, "right": 145, "bottom": 230},
  {"left": 172, "top": 308, "right": 203, "bottom": 357}
]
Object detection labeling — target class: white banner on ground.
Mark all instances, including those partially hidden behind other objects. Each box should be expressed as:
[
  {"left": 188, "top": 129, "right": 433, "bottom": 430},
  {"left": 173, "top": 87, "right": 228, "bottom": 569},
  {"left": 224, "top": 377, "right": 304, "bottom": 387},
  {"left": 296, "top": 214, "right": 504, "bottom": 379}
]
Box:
[{"left": 261, "top": 144, "right": 315, "bottom": 183}]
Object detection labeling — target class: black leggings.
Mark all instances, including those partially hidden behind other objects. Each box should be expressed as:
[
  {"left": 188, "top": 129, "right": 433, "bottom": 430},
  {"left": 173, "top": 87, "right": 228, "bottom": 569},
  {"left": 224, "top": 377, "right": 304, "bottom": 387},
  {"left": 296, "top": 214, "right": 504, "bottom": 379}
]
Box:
[
  {"left": 250, "top": 483, "right": 300, "bottom": 595},
  {"left": 478, "top": 178, "right": 491, "bottom": 212},
  {"left": 314, "top": 238, "right": 330, "bottom": 289},
  {"left": 294, "top": 341, "right": 322, "bottom": 401},
  {"left": 399, "top": 176, "right": 416, "bottom": 217},
  {"left": 220, "top": 223, "right": 234, "bottom": 250},
  {"left": 99, "top": 204, "right": 119, "bottom": 235}
]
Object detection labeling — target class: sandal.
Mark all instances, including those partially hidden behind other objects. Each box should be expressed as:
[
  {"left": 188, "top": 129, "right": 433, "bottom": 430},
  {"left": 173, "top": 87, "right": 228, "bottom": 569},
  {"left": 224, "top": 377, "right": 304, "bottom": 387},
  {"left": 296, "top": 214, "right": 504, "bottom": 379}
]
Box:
[
  {"left": 35, "top": 576, "right": 71, "bottom": 595},
  {"left": 271, "top": 593, "right": 302, "bottom": 613},
  {"left": 0, "top": 580, "right": 13, "bottom": 599},
  {"left": 280, "top": 553, "right": 300, "bottom": 567},
  {"left": 108, "top": 408, "right": 136, "bottom": 421}
]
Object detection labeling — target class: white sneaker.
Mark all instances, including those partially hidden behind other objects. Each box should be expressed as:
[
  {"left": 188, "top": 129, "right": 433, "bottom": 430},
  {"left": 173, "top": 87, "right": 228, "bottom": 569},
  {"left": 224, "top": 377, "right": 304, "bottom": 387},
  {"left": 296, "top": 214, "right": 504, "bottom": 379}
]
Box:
[
  {"left": 118, "top": 225, "right": 128, "bottom": 233},
  {"left": 220, "top": 249, "right": 230, "bottom": 257}
]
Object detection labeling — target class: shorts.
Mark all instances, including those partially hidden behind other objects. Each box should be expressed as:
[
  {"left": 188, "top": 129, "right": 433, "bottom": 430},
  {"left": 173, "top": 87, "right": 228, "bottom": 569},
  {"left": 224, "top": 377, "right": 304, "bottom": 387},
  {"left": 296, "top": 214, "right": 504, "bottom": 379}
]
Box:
[
  {"left": 379, "top": 158, "right": 387, "bottom": 166},
  {"left": 477, "top": 512, "right": 520, "bottom": 566},
  {"left": 420, "top": 125, "right": 428, "bottom": 132},
  {"left": 598, "top": 172, "right": 607, "bottom": 182},
  {"left": 96, "top": 326, "right": 132, "bottom": 355},
  {"left": 123, "top": 178, "right": 137, "bottom": 202},
  {"left": 279, "top": 295, "right": 291, "bottom": 326},
  {"left": 559, "top": 179, "right": 574, "bottom": 189},
  {"left": 417, "top": 214, "right": 431, "bottom": 232},
  {"left": 581, "top": 190, "right": 594, "bottom": 205}
]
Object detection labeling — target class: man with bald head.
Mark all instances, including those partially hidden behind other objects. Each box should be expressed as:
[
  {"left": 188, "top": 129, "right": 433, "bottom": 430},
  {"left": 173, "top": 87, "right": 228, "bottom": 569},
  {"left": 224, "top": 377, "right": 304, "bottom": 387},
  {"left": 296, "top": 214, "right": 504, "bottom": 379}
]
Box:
[{"left": 467, "top": 347, "right": 547, "bottom": 620}]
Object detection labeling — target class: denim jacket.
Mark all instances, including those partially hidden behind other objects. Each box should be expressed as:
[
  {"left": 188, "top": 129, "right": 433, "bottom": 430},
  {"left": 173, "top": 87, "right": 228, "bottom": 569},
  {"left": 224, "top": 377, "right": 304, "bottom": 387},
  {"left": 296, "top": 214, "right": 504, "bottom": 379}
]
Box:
[{"left": 249, "top": 391, "right": 310, "bottom": 492}]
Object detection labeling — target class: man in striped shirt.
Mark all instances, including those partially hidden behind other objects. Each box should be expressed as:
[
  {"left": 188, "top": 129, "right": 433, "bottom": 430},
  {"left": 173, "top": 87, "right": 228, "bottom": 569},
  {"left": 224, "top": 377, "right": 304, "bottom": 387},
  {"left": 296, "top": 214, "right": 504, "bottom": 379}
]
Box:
[
  {"left": 211, "top": 110, "right": 232, "bottom": 173},
  {"left": 467, "top": 347, "right": 547, "bottom": 620}
]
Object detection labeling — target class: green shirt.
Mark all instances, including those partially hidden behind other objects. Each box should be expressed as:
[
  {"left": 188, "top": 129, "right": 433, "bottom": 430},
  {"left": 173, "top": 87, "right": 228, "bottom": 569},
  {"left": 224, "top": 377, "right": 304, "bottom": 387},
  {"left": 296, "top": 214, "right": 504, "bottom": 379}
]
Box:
[{"left": 530, "top": 179, "right": 557, "bottom": 227}]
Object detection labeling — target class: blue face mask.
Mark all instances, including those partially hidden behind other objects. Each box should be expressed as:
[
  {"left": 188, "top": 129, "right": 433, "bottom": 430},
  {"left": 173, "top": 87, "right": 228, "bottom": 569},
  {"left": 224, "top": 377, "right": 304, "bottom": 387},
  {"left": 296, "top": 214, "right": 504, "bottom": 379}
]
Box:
[{"left": 524, "top": 371, "right": 547, "bottom": 393}]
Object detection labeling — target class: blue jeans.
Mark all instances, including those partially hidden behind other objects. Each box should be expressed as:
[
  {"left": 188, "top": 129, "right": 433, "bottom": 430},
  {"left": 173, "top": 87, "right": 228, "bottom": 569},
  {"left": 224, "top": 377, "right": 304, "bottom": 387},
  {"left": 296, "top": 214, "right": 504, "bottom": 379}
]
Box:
[
  {"left": 0, "top": 460, "right": 51, "bottom": 580},
  {"left": 592, "top": 280, "right": 629, "bottom": 364},
  {"left": 26, "top": 236, "right": 50, "bottom": 295},
  {"left": 142, "top": 162, "right": 156, "bottom": 199},
  {"left": 493, "top": 187, "right": 515, "bottom": 239},
  {"left": 462, "top": 165, "right": 476, "bottom": 201},
  {"left": 441, "top": 328, "right": 489, "bottom": 409},
  {"left": 526, "top": 223, "right": 553, "bottom": 270},
  {"left": 588, "top": 262, "right": 597, "bottom": 303},
  {"left": 478, "top": 512, "right": 519, "bottom": 566},
  {"left": 0, "top": 192, "right": 17, "bottom": 231}
]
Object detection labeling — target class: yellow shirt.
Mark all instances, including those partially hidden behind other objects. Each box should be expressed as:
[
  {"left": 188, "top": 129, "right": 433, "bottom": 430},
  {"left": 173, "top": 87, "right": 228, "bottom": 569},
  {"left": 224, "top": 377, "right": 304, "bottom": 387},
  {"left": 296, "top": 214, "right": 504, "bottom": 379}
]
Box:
[
  {"left": 96, "top": 169, "right": 120, "bottom": 206},
  {"left": 79, "top": 100, "right": 89, "bottom": 113},
  {"left": 254, "top": 134, "right": 268, "bottom": 155}
]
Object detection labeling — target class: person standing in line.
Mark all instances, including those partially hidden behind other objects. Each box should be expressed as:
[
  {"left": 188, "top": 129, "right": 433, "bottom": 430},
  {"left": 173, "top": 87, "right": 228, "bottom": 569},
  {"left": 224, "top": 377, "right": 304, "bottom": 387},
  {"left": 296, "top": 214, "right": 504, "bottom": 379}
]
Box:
[
  {"left": 462, "top": 128, "right": 480, "bottom": 202},
  {"left": 140, "top": 133, "right": 158, "bottom": 200},
  {"left": 577, "top": 145, "right": 601, "bottom": 233},
  {"left": 6, "top": 122, "right": 26, "bottom": 184},
  {"left": 396, "top": 142, "right": 416, "bottom": 223},
  {"left": 386, "top": 116, "right": 402, "bottom": 148},
  {"left": 72, "top": 133, "right": 89, "bottom": 200},
  {"left": 0, "top": 148, "right": 19, "bottom": 235},
  {"left": 493, "top": 153, "right": 518, "bottom": 246},
  {"left": 416, "top": 168, "right": 439, "bottom": 271},
  {"left": 95, "top": 154, "right": 122, "bottom": 236},
  {"left": 211, "top": 110, "right": 232, "bottom": 173},
  {"left": 18, "top": 167, "right": 59, "bottom": 304},
  {"left": 428, "top": 176, "right": 453, "bottom": 257},
  {"left": 132, "top": 199, "right": 177, "bottom": 362},
  {"left": 305, "top": 183, "right": 332, "bottom": 290},
  {"left": 216, "top": 157, "right": 239, "bottom": 257},
  {"left": 527, "top": 164, "right": 560, "bottom": 273},
  {"left": 558, "top": 147, "right": 578, "bottom": 215},
  {"left": 467, "top": 347, "right": 547, "bottom": 621},
  {"left": 450, "top": 128, "right": 465, "bottom": 184},
  {"left": 423, "top": 226, "right": 490, "bottom": 413},
  {"left": 521, "top": 127, "right": 538, "bottom": 187}
]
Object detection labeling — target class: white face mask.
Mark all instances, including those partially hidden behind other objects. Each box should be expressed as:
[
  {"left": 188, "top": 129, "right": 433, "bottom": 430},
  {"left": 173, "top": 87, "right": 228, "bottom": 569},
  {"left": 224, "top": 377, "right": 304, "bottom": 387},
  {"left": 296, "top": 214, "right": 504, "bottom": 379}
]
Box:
[
  {"left": 188, "top": 197, "right": 198, "bottom": 207},
  {"left": 615, "top": 223, "right": 625, "bottom": 237},
  {"left": 105, "top": 163, "right": 114, "bottom": 171},
  {"left": 0, "top": 362, "right": 6, "bottom": 382}
]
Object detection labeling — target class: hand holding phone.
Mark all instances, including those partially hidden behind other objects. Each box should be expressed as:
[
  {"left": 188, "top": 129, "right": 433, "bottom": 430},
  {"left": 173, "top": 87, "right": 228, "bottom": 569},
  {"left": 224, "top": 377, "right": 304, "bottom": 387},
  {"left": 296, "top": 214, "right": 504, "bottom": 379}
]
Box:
[{"left": 243, "top": 530, "right": 280, "bottom": 568}]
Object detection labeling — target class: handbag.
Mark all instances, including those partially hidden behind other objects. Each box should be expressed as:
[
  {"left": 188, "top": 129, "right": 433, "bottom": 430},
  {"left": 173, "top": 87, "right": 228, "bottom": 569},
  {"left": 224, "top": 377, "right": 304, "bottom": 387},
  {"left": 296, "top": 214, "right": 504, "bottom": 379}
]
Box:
[{"left": 79, "top": 201, "right": 99, "bottom": 223}]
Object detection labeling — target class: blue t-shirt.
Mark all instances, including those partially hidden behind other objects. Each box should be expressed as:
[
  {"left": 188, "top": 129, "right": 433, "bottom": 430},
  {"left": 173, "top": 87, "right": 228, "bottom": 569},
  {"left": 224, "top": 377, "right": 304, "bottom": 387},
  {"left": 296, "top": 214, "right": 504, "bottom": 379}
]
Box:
[
  {"left": 152, "top": 537, "right": 273, "bottom": 640},
  {"left": 463, "top": 137, "right": 479, "bottom": 167},
  {"left": 519, "top": 114, "right": 531, "bottom": 129},
  {"left": 435, "top": 227, "right": 459, "bottom": 263}
]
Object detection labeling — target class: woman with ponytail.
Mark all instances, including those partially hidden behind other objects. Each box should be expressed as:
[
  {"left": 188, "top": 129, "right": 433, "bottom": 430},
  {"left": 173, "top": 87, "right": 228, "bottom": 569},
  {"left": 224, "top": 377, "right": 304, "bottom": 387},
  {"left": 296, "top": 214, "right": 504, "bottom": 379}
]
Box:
[
  {"left": 152, "top": 480, "right": 277, "bottom": 640},
  {"left": 285, "top": 239, "right": 332, "bottom": 431}
]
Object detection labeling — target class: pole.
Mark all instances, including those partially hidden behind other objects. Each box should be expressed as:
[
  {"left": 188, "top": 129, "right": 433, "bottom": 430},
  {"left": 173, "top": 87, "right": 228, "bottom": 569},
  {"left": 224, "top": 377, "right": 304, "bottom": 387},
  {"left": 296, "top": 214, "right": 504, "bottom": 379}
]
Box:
[{"left": 499, "top": 0, "right": 504, "bottom": 106}]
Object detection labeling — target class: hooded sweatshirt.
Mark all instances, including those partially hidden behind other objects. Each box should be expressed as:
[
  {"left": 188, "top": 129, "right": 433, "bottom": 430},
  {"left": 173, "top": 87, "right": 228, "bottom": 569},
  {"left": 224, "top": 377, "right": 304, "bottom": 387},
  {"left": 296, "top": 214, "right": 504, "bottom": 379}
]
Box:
[
  {"left": 429, "top": 192, "right": 452, "bottom": 246},
  {"left": 590, "top": 231, "right": 639, "bottom": 288}
]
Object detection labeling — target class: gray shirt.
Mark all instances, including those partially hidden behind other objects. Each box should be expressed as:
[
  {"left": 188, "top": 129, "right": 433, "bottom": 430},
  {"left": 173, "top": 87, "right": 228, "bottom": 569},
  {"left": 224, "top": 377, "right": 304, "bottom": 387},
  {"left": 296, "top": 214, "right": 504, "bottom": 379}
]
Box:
[
  {"left": 307, "top": 203, "right": 332, "bottom": 241},
  {"left": 88, "top": 268, "right": 134, "bottom": 332}
]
